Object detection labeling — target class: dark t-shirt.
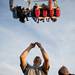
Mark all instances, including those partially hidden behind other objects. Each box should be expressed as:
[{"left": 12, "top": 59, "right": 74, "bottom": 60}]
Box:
[{"left": 21, "top": 64, "right": 49, "bottom": 75}]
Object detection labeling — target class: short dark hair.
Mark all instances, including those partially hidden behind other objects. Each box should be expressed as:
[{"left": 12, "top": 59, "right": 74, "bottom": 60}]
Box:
[
  {"left": 58, "top": 66, "right": 69, "bottom": 75},
  {"left": 34, "top": 56, "right": 42, "bottom": 65}
]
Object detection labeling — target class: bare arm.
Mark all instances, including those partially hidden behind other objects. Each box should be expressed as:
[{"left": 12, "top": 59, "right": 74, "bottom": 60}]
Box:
[
  {"left": 20, "top": 43, "right": 35, "bottom": 70},
  {"left": 36, "top": 42, "right": 50, "bottom": 71}
]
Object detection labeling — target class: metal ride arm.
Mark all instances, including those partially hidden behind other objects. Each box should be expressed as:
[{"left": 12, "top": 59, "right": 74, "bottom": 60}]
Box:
[
  {"left": 53, "top": 0, "right": 58, "bottom": 7},
  {"left": 48, "top": 0, "right": 52, "bottom": 10},
  {"left": 9, "top": 0, "right": 15, "bottom": 11},
  {"left": 9, "top": 0, "right": 18, "bottom": 18},
  {"left": 27, "top": 0, "right": 32, "bottom": 8}
]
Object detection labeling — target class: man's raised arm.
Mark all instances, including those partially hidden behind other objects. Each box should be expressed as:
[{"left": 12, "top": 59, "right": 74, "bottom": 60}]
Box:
[
  {"left": 20, "top": 43, "right": 35, "bottom": 70},
  {"left": 36, "top": 42, "right": 50, "bottom": 71}
]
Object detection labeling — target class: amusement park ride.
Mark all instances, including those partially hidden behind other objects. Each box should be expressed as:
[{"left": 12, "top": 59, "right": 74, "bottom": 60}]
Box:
[{"left": 9, "top": 0, "right": 61, "bottom": 23}]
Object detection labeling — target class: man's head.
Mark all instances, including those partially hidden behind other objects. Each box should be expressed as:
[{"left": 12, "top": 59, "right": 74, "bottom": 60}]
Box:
[
  {"left": 58, "top": 66, "right": 70, "bottom": 75},
  {"left": 33, "top": 56, "right": 42, "bottom": 67}
]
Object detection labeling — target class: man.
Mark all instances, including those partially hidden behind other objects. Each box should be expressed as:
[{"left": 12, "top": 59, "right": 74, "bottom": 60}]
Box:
[
  {"left": 58, "top": 66, "right": 75, "bottom": 75},
  {"left": 20, "top": 42, "right": 50, "bottom": 75}
]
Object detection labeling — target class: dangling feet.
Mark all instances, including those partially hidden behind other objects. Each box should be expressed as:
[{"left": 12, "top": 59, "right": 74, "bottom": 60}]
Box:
[
  {"left": 19, "top": 18, "right": 25, "bottom": 23},
  {"left": 37, "top": 19, "right": 39, "bottom": 23}
]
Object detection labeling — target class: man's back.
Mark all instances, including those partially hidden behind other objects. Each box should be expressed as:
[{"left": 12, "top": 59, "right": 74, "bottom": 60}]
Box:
[{"left": 21, "top": 64, "right": 48, "bottom": 75}]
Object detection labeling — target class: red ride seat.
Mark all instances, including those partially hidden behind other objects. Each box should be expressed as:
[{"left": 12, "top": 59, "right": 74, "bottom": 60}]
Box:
[
  {"left": 43, "top": 9, "right": 47, "bottom": 17},
  {"left": 56, "top": 7, "right": 60, "bottom": 17},
  {"left": 50, "top": 9, "right": 54, "bottom": 17},
  {"left": 35, "top": 7, "right": 40, "bottom": 17}
]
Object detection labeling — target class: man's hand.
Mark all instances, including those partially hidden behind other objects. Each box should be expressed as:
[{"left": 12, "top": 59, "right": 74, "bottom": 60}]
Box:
[
  {"left": 35, "top": 42, "right": 42, "bottom": 48},
  {"left": 29, "top": 43, "right": 35, "bottom": 48}
]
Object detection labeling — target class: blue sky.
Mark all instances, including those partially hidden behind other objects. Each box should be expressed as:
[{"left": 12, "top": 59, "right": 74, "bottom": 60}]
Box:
[{"left": 0, "top": 0, "right": 75, "bottom": 75}]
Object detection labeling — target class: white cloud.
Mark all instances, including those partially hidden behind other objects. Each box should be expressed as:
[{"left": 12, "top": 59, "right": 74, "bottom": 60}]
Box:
[
  {"left": 0, "top": 0, "right": 75, "bottom": 75},
  {"left": 0, "top": 63, "right": 21, "bottom": 75}
]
